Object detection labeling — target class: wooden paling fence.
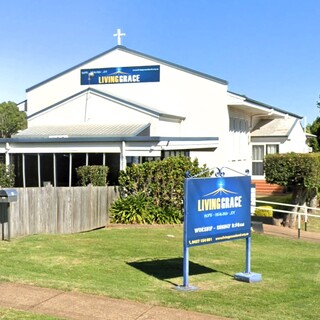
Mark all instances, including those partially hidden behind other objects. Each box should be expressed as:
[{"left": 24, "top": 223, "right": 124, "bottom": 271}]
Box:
[{"left": 0, "top": 185, "right": 119, "bottom": 239}]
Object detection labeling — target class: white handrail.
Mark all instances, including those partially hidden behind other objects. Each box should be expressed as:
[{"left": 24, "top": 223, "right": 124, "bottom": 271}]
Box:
[{"left": 253, "top": 199, "right": 320, "bottom": 239}]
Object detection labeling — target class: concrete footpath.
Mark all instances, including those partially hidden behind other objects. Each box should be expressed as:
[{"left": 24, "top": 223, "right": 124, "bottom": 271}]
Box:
[
  {"left": 0, "top": 282, "right": 228, "bottom": 320},
  {"left": 0, "top": 225, "right": 319, "bottom": 320},
  {"left": 263, "top": 224, "right": 320, "bottom": 242}
]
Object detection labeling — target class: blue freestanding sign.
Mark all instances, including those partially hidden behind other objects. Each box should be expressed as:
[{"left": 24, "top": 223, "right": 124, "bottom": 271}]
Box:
[
  {"left": 185, "top": 176, "right": 251, "bottom": 247},
  {"left": 178, "top": 172, "right": 262, "bottom": 290}
]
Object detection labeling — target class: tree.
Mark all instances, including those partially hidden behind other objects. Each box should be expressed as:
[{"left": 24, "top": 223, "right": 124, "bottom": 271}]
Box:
[
  {"left": 264, "top": 153, "right": 320, "bottom": 228},
  {"left": 307, "top": 119, "right": 320, "bottom": 152},
  {"left": 306, "top": 95, "right": 320, "bottom": 152},
  {"left": 0, "top": 101, "right": 27, "bottom": 138}
]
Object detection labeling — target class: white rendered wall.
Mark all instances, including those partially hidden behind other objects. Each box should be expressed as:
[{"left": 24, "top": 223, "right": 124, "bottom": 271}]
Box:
[
  {"left": 281, "top": 120, "right": 309, "bottom": 153},
  {"left": 26, "top": 48, "right": 228, "bottom": 139},
  {"left": 24, "top": 47, "right": 309, "bottom": 174}
]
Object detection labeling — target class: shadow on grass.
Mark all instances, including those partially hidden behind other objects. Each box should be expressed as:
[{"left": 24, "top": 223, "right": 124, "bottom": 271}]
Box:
[{"left": 127, "top": 258, "right": 232, "bottom": 286}]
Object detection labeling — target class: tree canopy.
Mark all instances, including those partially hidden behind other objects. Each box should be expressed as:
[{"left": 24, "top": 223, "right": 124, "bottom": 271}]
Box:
[
  {"left": 0, "top": 101, "right": 27, "bottom": 138},
  {"left": 306, "top": 95, "right": 320, "bottom": 151}
]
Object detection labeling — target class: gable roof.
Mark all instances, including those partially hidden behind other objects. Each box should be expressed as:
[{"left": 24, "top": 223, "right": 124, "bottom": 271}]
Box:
[
  {"left": 251, "top": 117, "right": 300, "bottom": 137},
  {"left": 26, "top": 46, "right": 228, "bottom": 93},
  {"left": 27, "top": 87, "right": 186, "bottom": 121}
]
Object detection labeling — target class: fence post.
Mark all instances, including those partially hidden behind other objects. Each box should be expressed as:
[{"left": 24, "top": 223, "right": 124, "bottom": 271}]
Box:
[{"left": 304, "top": 205, "right": 308, "bottom": 231}]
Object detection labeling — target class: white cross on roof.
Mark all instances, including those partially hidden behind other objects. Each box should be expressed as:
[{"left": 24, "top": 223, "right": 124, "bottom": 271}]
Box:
[{"left": 113, "top": 28, "right": 126, "bottom": 45}]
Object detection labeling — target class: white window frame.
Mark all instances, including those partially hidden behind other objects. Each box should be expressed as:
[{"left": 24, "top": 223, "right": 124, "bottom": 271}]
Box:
[
  {"left": 229, "top": 116, "right": 250, "bottom": 161},
  {"left": 252, "top": 144, "right": 279, "bottom": 177}
]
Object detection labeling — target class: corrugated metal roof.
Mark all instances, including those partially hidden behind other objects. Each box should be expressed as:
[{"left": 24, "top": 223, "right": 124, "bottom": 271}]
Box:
[{"left": 14, "top": 123, "right": 150, "bottom": 138}]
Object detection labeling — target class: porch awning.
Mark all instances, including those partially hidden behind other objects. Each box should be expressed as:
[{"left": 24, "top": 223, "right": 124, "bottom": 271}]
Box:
[{"left": 13, "top": 123, "right": 150, "bottom": 138}]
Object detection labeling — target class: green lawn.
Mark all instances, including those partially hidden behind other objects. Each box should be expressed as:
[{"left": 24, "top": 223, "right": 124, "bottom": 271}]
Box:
[
  {"left": 0, "top": 307, "right": 64, "bottom": 319},
  {"left": 0, "top": 226, "right": 319, "bottom": 320}
]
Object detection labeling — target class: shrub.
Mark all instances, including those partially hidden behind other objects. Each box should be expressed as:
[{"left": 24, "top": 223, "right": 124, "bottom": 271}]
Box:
[
  {"left": 76, "top": 165, "right": 109, "bottom": 186},
  {"left": 0, "top": 164, "right": 15, "bottom": 187},
  {"left": 265, "top": 153, "right": 320, "bottom": 188},
  {"left": 118, "top": 156, "right": 211, "bottom": 213},
  {"left": 111, "top": 193, "right": 184, "bottom": 225},
  {"left": 255, "top": 205, "right": 273, "bottom": 217},
  {"left": 112, "top": 155, "right": 211, "bottom": 224},
  {"left": 110, "top": 193, "right": 156, "bottom": 224},
  {"left": 153, "top": 206, "right": 183, "bottom": 224}
]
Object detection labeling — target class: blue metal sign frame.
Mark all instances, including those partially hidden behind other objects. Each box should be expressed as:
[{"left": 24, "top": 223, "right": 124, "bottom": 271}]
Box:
[{"left": 178, "top": 172, "right": 262, "bottom": 290}]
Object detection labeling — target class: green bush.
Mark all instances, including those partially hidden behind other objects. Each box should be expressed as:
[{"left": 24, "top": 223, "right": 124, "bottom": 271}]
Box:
[
  {"left": 255, "top": 205, "right": 273, "bottom": 217},
  {"left": 112, "top": 155, "right": 211, "bottom": 224},
  {"left": 76, "top": 165, "right": 109, "bottom": 186},
  {"left": 265, "top": 153, "right": 320, "bottom": 188},
  {"left": 153, "top": 206, "right": 183, "bottom": 224},
  {"left": 118, "top": 156, "right": 211, "bottom": 212},
  {"left": 0, "top": 164, "right": 15, "bottom": 187},
  {"left": 111, "top": 193, "right": 156, "bottom": 224},
  {"left": 111, "top": 193, "right": 183, "bottom": 224}
]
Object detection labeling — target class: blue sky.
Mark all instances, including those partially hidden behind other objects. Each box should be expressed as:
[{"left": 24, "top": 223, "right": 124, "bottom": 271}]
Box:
[{"left": 1, "top": 0, "right": 319, "bottom": 124}]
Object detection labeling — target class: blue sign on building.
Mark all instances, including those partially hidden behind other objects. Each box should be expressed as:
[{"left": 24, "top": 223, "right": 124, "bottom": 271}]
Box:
[
  {"left": 184, "top": 176, "right": 251, "bottom": 247},
  {"left": 81, "top": 65, "right": 160, "bottom": 85}
]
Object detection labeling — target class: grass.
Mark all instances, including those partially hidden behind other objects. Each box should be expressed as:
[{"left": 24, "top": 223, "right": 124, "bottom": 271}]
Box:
[
  {"left": 0, "top": 226, "right": 319, "bottom": 319},
  {"left": 0, "top": 307, "right": 64, "bottom": 319}
]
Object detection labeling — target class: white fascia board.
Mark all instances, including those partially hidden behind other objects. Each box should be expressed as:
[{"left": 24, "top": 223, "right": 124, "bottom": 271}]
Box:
[
  {"left": 229, "top": 101, "right": 285, "bottom": 118},
  {"left": 228, "top": 92, "right": 287, "bottom": 118},
  {"left": 126, "top": 139, "right": 219, "bottom": 152},
  {"left": 164, "top": 140, "right": 219, "bottom": 147},
  {"left": 227, "top": 92, "right": 246, "bottom": 104},
  {"left": 125, "top": 150, "right": 162, "bottom": 157},
  {"left": 7, "top": 142, "right": 122, "bottom": 154},
  {"left": 243, "top": 101, "right": 286, "bottom": 117},
  {"left": 162, "top": 144, "right": 216, "bottom": 150}
]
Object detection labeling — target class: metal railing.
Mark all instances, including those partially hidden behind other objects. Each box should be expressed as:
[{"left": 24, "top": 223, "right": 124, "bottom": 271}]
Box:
[{"left": 254, "top": 200, "right": 320, "bottom": 239}]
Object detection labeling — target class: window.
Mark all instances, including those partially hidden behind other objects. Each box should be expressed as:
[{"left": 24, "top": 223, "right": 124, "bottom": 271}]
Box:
[
  {"left": 266, "top": 144, "right": 279, "bottom": 155},
  {"left": 252, "top": 144, "right": 279, "bottom": 176},
  {"left": 229, "top": 117, "right": 249, "bottom": 161},
  {"left": 162, "top": 150, "right": 190, "bottom": 158}
]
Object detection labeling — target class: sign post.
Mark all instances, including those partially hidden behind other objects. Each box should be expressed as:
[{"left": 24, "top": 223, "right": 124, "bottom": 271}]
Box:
[{"left": 177, "top": 171, "right": 262, "bottom": 290}]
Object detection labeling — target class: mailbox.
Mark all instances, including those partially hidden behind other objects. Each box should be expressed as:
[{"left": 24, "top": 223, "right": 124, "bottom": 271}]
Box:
[
  {"left": 0, "top": 189, "right": 17, "bottom": 241},
  {"left": 0, "top": 189, "right": 18, "bottom": 203}
]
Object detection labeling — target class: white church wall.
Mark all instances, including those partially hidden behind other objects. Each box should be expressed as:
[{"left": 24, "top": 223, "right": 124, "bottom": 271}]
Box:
[
  {"left": 281, "top": 120, "right": 309, "bottom": 153},
  {"left": 28, "top": 92, "right": 159, "bottom": 128},
  {"left": 26, "top": 47, "right": 228, "bottom": 140},
  {"left": 23, "top": 46, "right": 309, "bottom": 182}
]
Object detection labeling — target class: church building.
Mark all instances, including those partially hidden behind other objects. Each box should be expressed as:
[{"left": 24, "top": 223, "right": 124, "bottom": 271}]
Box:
[{"left": 3, "top": 31, "right": 309, "bottom": 189}]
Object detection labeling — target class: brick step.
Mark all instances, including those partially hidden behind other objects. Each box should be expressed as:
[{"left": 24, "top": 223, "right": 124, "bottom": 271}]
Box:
[{"left": 252, "top": 180, "right": 285, "bottom": 195}]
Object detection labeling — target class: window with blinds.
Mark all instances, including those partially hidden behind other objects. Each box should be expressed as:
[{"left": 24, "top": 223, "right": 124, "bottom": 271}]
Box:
[
  {"left": 252, "top": 144, "right": 279, "bottom": 176},
  {"left": 229, "top": 117, "right": 249, "bottom": 161}
]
